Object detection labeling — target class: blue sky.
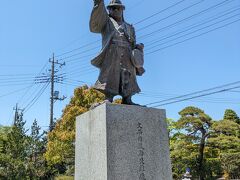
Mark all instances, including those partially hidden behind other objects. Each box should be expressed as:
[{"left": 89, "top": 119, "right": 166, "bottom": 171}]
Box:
[{"left": 0, "top": 0, "right": 240, "bottom": 130}]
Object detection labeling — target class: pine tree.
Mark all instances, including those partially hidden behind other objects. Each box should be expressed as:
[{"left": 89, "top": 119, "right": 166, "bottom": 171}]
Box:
[
  {"left": 208, "top": 118, "right": 240, "bottom": 178},
  {"left": 2, "top": 110, "right": 29, "bottom": 179},
  {"left": 176, "top": 106, "right": 212, "bottom": 180},
  {"left": 27, "top": 119, "right": 50, "bottom": 179}
]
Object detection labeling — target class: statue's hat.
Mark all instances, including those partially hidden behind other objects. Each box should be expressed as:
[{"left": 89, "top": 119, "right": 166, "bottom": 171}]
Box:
[{"left": 107, "top": 0, "right": 125, "bottom": 10}]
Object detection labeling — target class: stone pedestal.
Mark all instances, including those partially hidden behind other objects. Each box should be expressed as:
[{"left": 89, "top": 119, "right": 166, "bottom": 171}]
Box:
[{"left": 75, "top": 103, "right": 172, "bottom": 180}]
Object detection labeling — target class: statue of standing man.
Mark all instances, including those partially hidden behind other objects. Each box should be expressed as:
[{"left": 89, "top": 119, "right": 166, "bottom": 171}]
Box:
[{"left": 90, "top": 0, "right": 145, "bottom": 105}]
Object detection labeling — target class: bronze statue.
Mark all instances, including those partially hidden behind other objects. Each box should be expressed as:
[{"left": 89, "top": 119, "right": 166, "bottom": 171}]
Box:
[{"left": 90, "top": 0, "right": 145, "bottom": 105}]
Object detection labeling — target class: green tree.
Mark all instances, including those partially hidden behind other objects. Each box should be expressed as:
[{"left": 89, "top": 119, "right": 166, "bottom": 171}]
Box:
[
  {"left": 0, "top": 111, "right": 29, "bottom": 179},
  {"left": 208, "top": 118, "right": 240, "bottom": 178},
  {"left": 0, "top": 114, "right": 52, "bottom": 179},
  {"left": 26, "top": 119, "right": 51, "bottom": 179},
  {"left": 170, "top": 132, "right": 199, "bottom": 179},
  {"left": 175, "top": 106, "right": 212, "bottom": 180},
  {"left": 0, "top": 126, "right": 11, "bottom": 178},
  {"left": 223, "top": 109, "right": 240, "bottom": 124},
  {"left": 45, "top": 85, "right": 104, "bottom": 176}
]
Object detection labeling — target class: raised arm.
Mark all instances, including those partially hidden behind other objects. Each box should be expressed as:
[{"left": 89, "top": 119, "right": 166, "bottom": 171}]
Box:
[{"left": 90, "top": 0, "right": 108, "bottom": 33}]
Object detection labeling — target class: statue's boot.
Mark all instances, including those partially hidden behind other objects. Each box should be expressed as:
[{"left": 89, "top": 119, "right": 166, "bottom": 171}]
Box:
[
  {"left": 122, "top": 96, "right": 139, "bottom": 106},
  {"left": 105, "top": 93, "right": 113, "bottom": 103}
]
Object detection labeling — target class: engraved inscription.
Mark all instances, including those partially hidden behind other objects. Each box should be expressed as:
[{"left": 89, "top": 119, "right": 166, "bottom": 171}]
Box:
[{"left": 137, "top": 122, "right": 146, "bottom": 180}]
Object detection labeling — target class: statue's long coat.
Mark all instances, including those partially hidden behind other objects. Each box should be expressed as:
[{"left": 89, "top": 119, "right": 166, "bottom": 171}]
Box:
[{"left": 89, "top": 1, "right": 140, "bottom": 97}]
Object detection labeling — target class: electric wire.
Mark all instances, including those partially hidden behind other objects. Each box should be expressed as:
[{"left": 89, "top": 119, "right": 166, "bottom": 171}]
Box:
[
  {"left": 137, "top": 0, "right": 205, "bottom": 32},
  {"left": 145, "top": 17, "right": 240, "bottom": 55},
  {"left": 0, "top": 85, "right": 33, "bottom": 99},
  {"left": 65, "top": 65, "right": 94, "bottom": 75},
  {"left": 139, "top": 91, "right": 240, "bottom": 103},
  {"left": 134, "top": 0, "right": 187, "bottom": 25},
  {"left": 0, "top": 73, "right": 35, "bottom": 77},
  {"left": 55, "top": 39, "right": 100, "bottom": 58},
  {"left": 23, "top": 82, "right": 50, "bottom": 113},
  {"left": 65, "top": 70, "right": 98, "bottom": 78},
  {"left": 144, "top": 6, "right": 240, "bottom": 48},
  {"left": 59, "top": 46, "right": 100, "bottom": 61},
  {"left": 18, "top": 60, "right": 49, "bottom": 105},
  {"left": 0, "top": 76, "right": 37, "bottom": 81},
  {"left": 62, "top": 53, "right": 97, "bottom": 63},
  {"left": 229, "top": 90, "right": 240, "bottom": 93},
  {"left": 138, "top": 0, "right": 235, "bottom": 40},
  {"left": 64, "top": 78, "right": 91, "bottom": 84},
  {"left": 0, "top": 82, "right": 33, "bottom": 87},
  {"left": 145, "top": 81, "right": 240, "bottom": 106},
  {"left": 150, "top": 85, "right": 240, "bottom": 107},
  {"left": 145, "top": 12, "right": 240, "bottom": 52}
]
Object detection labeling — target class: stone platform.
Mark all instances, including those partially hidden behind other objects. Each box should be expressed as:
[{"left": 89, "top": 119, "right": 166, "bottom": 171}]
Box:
[{"left": 75, "top": 103, "right": 172, "bottom": 180}]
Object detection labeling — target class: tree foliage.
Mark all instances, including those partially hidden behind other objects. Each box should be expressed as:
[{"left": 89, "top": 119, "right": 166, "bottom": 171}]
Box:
[
  {"left": 0, "top": 114, "right": 50, "bottom": 179},
  {"left": 0, "top": 111, "right": 29, "bottom": 179},
  {"left": 223, "top": 109, "right": 240, "bottom": 124},
  {"left": 171, "top": 107, "right": 240, "bottom": 179},
  {"left": 176, "top": 106, "right": 212, "bottom": 180},
  {"left": 208, "top": 117, "right": 240, "bottom": 178}
]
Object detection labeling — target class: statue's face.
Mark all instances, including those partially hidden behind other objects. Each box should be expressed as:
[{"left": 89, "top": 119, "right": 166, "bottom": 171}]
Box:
[{"left": 108, "top": 6, "right": 124, "bottom": 21}]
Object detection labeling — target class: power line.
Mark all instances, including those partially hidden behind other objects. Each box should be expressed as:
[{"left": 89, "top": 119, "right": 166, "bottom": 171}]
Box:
[
  {"left": 23, "top": 82, "right": 50, "bottom": 113},
  {"left": 139, "top": 0, "right": 234, "bottom": 40},
  {"left": 229, "top": 90, "right": 240, "bottom": 93},
  {"left": 0, "top": 79, "right": 38, "bottom": 83},
  {"left": 65, "top": 65, "right": 93, "bottom": 74},
  {"left": 57, "top": 82, "right": 81, "bottom": 87},
  {"left": 150, "top": 85, "right": 240, "bottom": 107},
  {"left": 61, "top": 53, "right": 97, "bottom": 63},
  {"left": 0, "top": 73, "right": 35, "bottom": 77},
  {"left": 137, "top": 0, "right": 204, "bottom": 32},
  {"left": 0, "top": 76, "right": 36, "bottom": 81},
  {"left": 60, "top": 45, "right": 100, "bottom": 61},
  {"left": 66, "top": 69, "right": 97, "bottom": 78},
  {"left": 145, "top": 81, "right": 240, "bottom": 106},
  {"left": 145, "top": 12, "right": 240, "bottom": 52},
  {"left": 144, "top": 6, "right": 240, "bottom": 48},
  {"left": 140, "top": 95, "right": 240, "bottom": 105},
  {"left": 0, "top": 64, "right": 42, "bottom": 67},
  {"left": 18, "top": 60, "right": 49, "bottom": 105},
  {"left": 0, "top": 85, "right": 32, "bottom": 99},
  {"left": 65, "top": 78, "right": 92, "bottom": 84},
  {"left": 146, "top": 17, "right": 240, "bottom": 55},
  {"left": 139, "top": 91, "right": 240, "bottom": 102},
  {"left": 134, "top": 0, "right": 187, "bottom": 25},
  {"left": 0, "top": 82, "right": 33, "bottom": 87},
  {"left": 56, "top": 39, "right": 100, "bottom": 58}
]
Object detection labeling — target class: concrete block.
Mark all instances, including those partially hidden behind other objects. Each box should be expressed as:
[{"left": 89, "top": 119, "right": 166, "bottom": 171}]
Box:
[{"left": 75, "top": 103, "right": 172, "bottom": 180}]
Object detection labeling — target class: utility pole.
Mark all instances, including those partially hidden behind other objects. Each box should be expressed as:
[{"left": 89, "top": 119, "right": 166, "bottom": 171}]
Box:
[
  {"left": 49, "top": 53, "right": 66, "bottom": 131},
  {"left": 50, "top": 53, "right": 55, "bottom": 131}
]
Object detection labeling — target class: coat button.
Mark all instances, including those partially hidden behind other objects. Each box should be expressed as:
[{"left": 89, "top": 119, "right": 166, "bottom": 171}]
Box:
[{"left": 121, "top": 53, "right": 124, "bottom": 57}]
